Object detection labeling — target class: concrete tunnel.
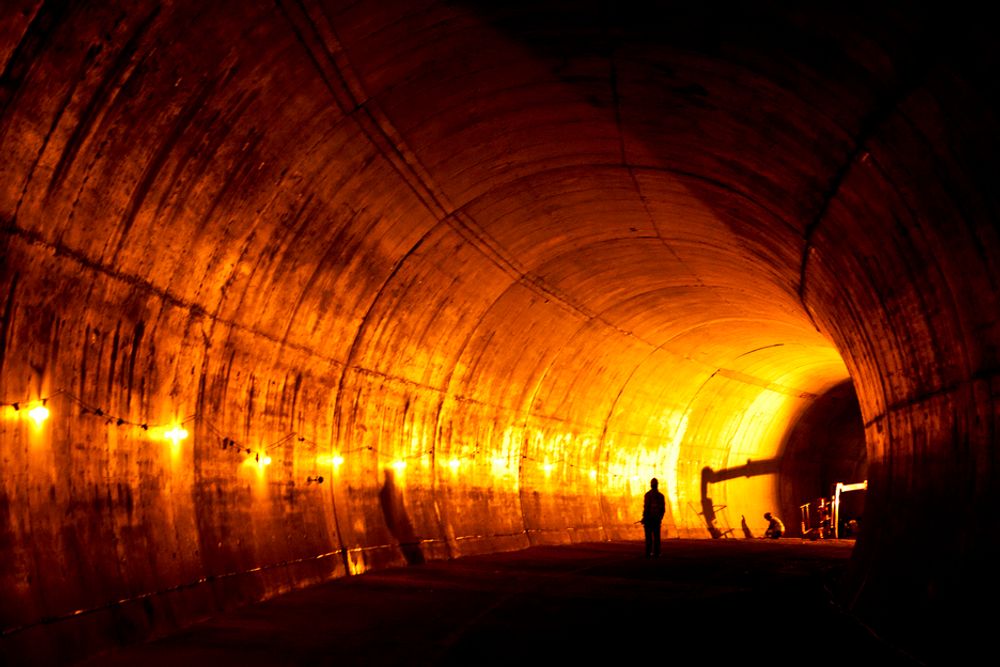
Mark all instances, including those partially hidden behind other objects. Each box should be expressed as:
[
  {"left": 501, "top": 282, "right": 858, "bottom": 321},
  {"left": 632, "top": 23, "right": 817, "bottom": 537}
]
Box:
[{"left": 1, "top": 1, "right": 998, "bottom": 663}]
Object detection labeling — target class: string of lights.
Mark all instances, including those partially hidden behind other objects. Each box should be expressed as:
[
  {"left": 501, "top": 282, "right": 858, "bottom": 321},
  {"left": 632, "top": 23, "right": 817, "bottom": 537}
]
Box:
[{"left": 2, "top": 388, "right": 640, "bottom": 482}]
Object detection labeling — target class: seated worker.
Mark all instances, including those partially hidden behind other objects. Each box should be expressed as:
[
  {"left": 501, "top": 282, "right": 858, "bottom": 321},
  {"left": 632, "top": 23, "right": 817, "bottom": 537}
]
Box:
[{"left": 763, "top": 512, "right": 785, "bottom": 539}]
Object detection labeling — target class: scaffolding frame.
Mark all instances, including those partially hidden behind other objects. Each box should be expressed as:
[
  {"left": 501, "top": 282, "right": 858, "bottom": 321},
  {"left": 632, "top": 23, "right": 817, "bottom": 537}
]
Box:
[{"left": 833, "top": 480, "right": 867, "bottom": 538}]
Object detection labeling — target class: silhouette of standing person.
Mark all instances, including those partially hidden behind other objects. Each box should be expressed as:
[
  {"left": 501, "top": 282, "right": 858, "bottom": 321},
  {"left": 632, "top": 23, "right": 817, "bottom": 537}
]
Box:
[{"left": 642, "top": 478, "right": 666, "bottom": 558}]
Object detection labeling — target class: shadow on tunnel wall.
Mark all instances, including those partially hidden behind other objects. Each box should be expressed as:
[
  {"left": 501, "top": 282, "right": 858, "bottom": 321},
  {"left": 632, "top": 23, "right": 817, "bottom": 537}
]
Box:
[
  {"left": 700, "top": 458, "right": 779, "bottom": 538},
  {"left": 379, "top": 470, "right": 425, "bottom": 566}
]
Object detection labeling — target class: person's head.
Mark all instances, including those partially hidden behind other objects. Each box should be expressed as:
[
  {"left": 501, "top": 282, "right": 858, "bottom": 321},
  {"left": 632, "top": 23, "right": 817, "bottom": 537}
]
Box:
[
  {"left": 650, "top": 478, "right": 658, "bottom": 489},
  {"left": 764, "top": 512, "right": 772, "bottom": 520}
]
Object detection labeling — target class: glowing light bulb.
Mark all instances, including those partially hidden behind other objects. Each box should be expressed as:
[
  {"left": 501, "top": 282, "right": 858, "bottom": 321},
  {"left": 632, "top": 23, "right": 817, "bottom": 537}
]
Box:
[
  {"left": 331, "top": 455, "right": 345, "bottom": 467},
  {"left": 259, "top": 455, "right": 272, "bottom": 466},
  {"left": 543, "top": 462, "right": 554, "bottom": 474},
  {"left": 163, "top": 425, "right": 189, "bottom": 444},
  {"left": 391, "top": 460, "right": 407, "bottom": 472},
  {"left": 448, "top": 458, "right": 460, "bottom": 470},
  {"left": 28, "top": 405, "right": 50, "bottom": 426},
  {"left": 589, "top": 469, "right": 597, "bottom": 480}
]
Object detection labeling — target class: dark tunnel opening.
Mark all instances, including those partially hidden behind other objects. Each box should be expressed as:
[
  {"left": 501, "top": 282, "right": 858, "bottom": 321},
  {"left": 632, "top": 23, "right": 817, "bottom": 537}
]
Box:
[{"left": 778, "top": 380, "right": 867, "bottom": 539}]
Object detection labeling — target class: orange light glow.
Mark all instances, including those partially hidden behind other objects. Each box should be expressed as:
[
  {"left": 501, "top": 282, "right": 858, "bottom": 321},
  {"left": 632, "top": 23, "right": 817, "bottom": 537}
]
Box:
[
  {"left": 448, "top": 458, "right": 461, "bottom": 470},
  {"left": 391, "top": 460, "right": 407, "bottom": 472},
  {"left": 28, "top": 405, "right": 50, "bottom": 427},
  {"left": 543, "top": 462, "right": 554, "bottom": 474},
  {"left": 317, "top": 454, "right": 345, "bottom": 468},
  {"left": 240, "top": 452, "right": 269, "bottom": 486},
  {"left": 162, "top": 425, "right": 189, "bottom": 444}
]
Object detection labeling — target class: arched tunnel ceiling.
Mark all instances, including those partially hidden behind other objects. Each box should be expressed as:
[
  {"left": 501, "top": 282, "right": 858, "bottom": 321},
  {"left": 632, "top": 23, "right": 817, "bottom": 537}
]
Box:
[
  {"left": 2, "top": 1, "right": 999, "bottom": 664},
  {"left": 2, "top": 0, "right": 856, "bottom": 390}
]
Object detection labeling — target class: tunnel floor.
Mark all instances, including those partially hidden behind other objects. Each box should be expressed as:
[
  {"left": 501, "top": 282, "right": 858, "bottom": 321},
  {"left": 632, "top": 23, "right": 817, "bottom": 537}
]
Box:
[{"left": 79, "top": 540, "right": 922, "bottom": 666}]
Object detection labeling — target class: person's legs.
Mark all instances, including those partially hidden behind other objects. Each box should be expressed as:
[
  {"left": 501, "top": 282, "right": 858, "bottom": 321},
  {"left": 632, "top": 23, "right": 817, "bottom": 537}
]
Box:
[
  {"left": 652, "top": 523, "right": 661, "bottom": 557},
  {"left": 644, "top": 524, "right": 653, "bottom": 557}
]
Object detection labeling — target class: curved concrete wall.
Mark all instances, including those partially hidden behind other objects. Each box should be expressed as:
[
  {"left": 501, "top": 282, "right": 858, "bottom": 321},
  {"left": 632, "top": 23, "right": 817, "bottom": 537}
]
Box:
[{"left": 1, "top": 1, "right": 996, "bottom": 663}]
